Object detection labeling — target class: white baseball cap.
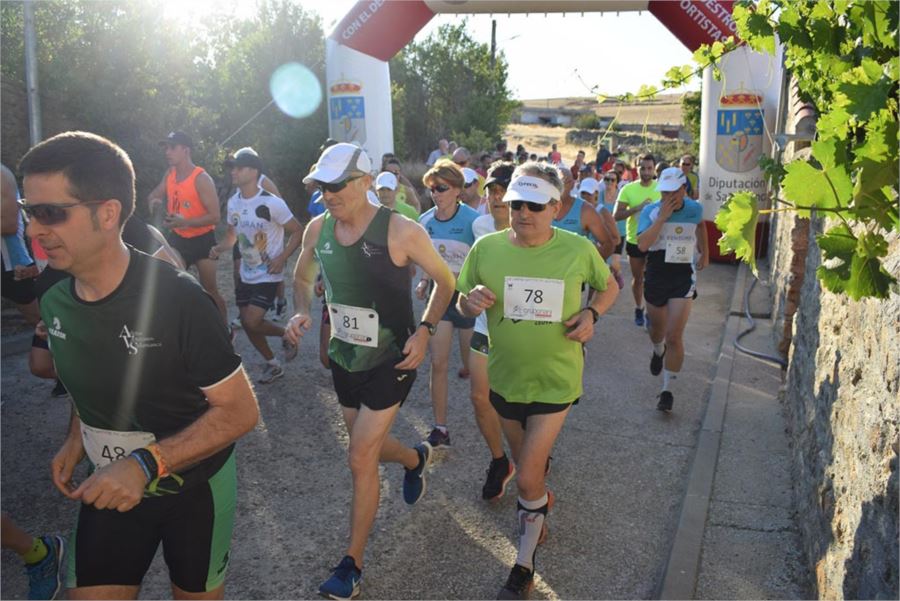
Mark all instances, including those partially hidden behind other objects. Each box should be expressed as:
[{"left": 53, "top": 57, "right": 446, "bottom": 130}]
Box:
[
  {"left": 579, "top": 178, "right": 599, "bottom": 195},
  {"left": 503, "top": 175, "right": 561, "bottom": 205},
  {"left": 656, "top": 167, "right": 687, "bottom": 192},
  {"left": 462, "top": 167, "right": 479, "bottom": 186},
  {"left": 375, "top": 172, "right": 398, "bottom": 191},
  {"left": 303, "top": 143, "right": 372, "bottom": 184}
]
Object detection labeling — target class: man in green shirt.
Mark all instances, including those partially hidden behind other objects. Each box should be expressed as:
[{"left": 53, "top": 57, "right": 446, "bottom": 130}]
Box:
[
  {"left": 614, "top": 153, "right": 661, "bottom": 327},
  {"left": 457, "top": 162, "right": 618, "bottom": 599}
]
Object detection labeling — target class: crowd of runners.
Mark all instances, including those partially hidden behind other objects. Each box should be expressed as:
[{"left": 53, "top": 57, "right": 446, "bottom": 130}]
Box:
[{"left": 1, "top": 130, "right": 708, "bottom": 600}]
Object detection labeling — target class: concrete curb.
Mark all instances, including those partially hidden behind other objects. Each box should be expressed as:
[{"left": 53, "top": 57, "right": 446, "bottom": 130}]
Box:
[{"left": 656, "top": 261, "right": 750, "bottom": 600}]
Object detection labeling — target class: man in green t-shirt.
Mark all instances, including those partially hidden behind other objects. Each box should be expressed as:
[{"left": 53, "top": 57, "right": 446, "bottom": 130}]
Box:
[
  {"left": 375, "top": 171, "right": 419, "bottom": 220},
  {"left": 614, "top": 153, "right": 661, "bottom": 327},
  {"left": 456, "top": 162, "right": 618, "bottom": 599}
]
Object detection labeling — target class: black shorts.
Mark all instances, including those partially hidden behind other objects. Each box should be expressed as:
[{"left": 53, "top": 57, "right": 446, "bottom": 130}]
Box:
[
  {"left": 441, "top": 290, "right": 475, "bottom": 329},
  {"left": 470, "top": 331, "right": 489, "bottom": 356},
  {"left": 1, "top": 268, "right": 36, "bottom": 304},
  {"left": 235, "top": 281, "right": 279, "bottom": 310},
  {"left": 330, "top": 360, "right": 416, "bottom": 411},
  {"left": 67, "top": 453, "right": 236, "bottom": 593},
  {"left": 625, "top": 241, "right": 648, "bottom": 259},
  {"left": 613, "top": 239, "right": 625, "bottom": 254},
  {"left": 168, "top": 231, "right": 216, "bottom": 268},
  {"left": 489, "top": 390, "right": 578, "bottom": 429},
  {"left": 644, "top": 275, "right": 698, "bottom": 307}
]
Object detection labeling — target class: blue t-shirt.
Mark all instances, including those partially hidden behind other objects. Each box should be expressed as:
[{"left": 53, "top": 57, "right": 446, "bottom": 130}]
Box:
[
  {"left": 552, "top": 198, "right": 585, "bottom": 235},
  {"left": 419, "top": 202, "right": 479, "bottom": 273},
  {"left": 637, "top": 198, "right": 703, "bottom": 278},
  {"left": 598, "top": 186, "right": 626, "bottom": 236},
  {"left": 307, "top": 190, "right": 325, "bottom": 218}
]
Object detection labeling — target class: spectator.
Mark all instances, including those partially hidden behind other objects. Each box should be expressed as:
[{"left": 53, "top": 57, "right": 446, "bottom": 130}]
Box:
[
  {"left": 549, "top": 143, "right": 562, "bottom": 164},
  {"left": 426, "top": 138, "right": 449, "bottom": 167},
  {"left": 596, "top": 145, "right": 611, "bottom": 171},
  {"left": 601, "top": 151, "right": 618, "bottom": 174},
  {"left": 570, "top": 149, "right": 586, "bottom": 180},
  {"left": 385, "top": 157, "right": 422, "bottom": 213},
  {"left": 680, "top": 154, "right": 699, "bottom": 198}
]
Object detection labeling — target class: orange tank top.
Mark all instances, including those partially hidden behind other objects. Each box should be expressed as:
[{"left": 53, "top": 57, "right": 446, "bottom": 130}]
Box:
[{"left": 165, "top": 166, "right": 215, "bottom": 238}]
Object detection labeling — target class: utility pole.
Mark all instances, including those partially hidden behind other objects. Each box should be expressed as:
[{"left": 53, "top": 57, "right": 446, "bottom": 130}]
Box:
[
  {"left": 23, "top": 0, "right": 42, "bottom": 145},
  {"left": 490, "top": 19, "right": 496, "bottom": 69}
]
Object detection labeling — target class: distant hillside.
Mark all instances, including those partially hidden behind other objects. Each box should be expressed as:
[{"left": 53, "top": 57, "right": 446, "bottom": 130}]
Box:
[{"left": 518, "top": 93, "right": 685, "bottom": 126}]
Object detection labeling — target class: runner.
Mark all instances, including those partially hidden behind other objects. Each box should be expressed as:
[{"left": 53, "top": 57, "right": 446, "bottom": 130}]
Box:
[
  {"left": 1, "top": 163, "right": 40, "bottom": 326},
  {"left": 21, "top": 131, "right": 259, "bottom": 599},
  {"left": 1, "top": 514, "right": 65, "bottom": 600},
  {"left": 636, "top": 167, "right": 708, "bottom": 412},
  {"left": 284, "top": 143, "right": 454, "bottom": 600},
  {"left": 374, "top": 172, "right": 419, "bottom": 220},
  {"left": 417, "top": 159, "right": 480, "bottom": 448},
  {"left": 383, "top": 157, "right": 422, "bottom": 213},
  {"left": 456, "top": 162, "right": 618, "bottom": 599},
  {"left": 553, "top": 168, "right": 619, "bottom": 260},
  {"left": 468, "top": 161, "right": 516, "bottom": 501},
  {"left": 211, "top": 150, "right": 302, "bottom": 384},
  {"left": 598, "top": 168, "right": 627, "bottom": 288},
  {"left": 147, "top": 130, "right": 228, "bottom": 322},
  {"left": 614, "top": 153, "right": 660, "bottom": 327},
  {"left": 461, "top": 167, "right": 484, "bottom": 213}
]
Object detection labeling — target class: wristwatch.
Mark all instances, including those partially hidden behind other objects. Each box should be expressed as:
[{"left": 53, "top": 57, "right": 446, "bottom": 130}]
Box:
[
  {"left": 418, "top": 320, "right": 437, "bottom": 335},
  {"left": 583, "top": 307, "right": 600, "bottom": 323}
]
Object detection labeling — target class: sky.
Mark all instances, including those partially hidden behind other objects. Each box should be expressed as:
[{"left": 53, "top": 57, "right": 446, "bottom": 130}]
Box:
[{"left": 161, "top": 0, "right": 700, "bottom": 100}]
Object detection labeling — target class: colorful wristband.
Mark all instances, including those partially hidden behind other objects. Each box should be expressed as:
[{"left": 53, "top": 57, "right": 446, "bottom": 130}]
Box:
[
  {"left": 128, "top": 450, "right": 153, "bottom": 483},
  {"left": 146, "top": 443, "right": 170, "bottom": 479}
]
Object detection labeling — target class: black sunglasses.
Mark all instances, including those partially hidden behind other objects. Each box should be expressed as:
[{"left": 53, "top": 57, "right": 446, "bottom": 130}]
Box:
[
  {"left": 509, "top": 200, "right": 549, "bottom": 212},
  {"left": 604, "top": 177, "right": 617, "bottom": 182},
  {"left": 317, "top": 175, "right": 362, "bottom": 194},
  {"left": 464, "top": 181, "right": 477, "bottom": 188},
  {"left": 430, "top": 184, "right": 451, "bottom": 193},
  {"left": 18, "top": 199, "right": 107, "bottom": 226}
]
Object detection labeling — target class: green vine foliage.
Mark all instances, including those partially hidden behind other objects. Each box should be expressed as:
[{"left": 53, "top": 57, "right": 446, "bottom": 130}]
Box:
[{"left": 602, "top": 0, "right": 899, "bottom": 300}]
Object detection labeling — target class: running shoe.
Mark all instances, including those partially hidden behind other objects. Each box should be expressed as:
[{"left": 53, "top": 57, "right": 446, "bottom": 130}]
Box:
[
  {"left": 258, "top": 363, "right": 284, "bottom": 384},
  {"left": 283, "top": 339, "right": 298, "bottom": 362},
  {"left": 657, "top": 391, "right": 674, "bottom": 412},
  {"left": 50, "top": 379, "right": 68, "bottom": 398},
  {"left": 650, "top": 347, "right": 666, "bottom": 376},
  {"left": 497, "top": 564, "right": 534, "bottom": 600},
  {"left": 318, "top": 555, "right": 361, "bottom": 600},
  {"left": 26, "top": 535, "right": 65, "bottom": 601},
  {"left": 426, "top": 427, "right": 451, "bottom": 448},
  {"left": 634, "top": 307, "right": 645, "bottom": 327},
  {"left": 403, "top": 442, "right": 433, "bottom": 505},
  {"left": 482, "top": 455, "right": 516, "bottom": 501},
  {"left": 230, "top": 316, "right": 242, "bottom": 329}
]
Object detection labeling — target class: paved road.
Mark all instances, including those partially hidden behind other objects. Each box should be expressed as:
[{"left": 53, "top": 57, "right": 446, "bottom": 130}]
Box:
[{"left": 1, "top": 259, "right": 737, "bottom": 599}]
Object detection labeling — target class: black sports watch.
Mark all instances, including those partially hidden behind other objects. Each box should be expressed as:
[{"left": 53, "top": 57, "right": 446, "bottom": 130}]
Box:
[
  {"left": 582, "top": 307, "right": 600, "bottom": 324},
  {"left": 418, "top": 320, "right": 437, "bottom": 336}
]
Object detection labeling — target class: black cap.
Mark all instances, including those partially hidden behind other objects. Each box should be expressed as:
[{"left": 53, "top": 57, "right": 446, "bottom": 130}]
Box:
[
  {"left": 224, "top": 151, "right": 263, "bottom": 171},
  {"left": 159, "top": 131, "right": 193, "bottom": 148},
  {"left": 485, "top": 162, "right": 515, "bottom": 188}
]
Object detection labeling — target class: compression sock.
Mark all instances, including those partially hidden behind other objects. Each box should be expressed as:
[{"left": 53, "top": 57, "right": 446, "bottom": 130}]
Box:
[
  {"left": 515, "top": 494, "right": 549, "bottom": 571},
  {"left": 22, "top": 537, "right": 48, "bottom": 565}
]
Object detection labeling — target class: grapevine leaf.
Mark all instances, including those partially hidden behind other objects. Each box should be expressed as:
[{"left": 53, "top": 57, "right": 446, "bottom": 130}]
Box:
[
  {"left": 782, "top": 160, "right": 853, "bottom": 216},
  {"left": 714, "top": 191, "right": 759, "bottom": 275},
  {"left": 810, "top": 0, "right": 834, "bottom": 20},
  {"left": 848, "top": 253, "right": 896, "bottom": 299},
  {"left": 856, "top": 232, "right": 889, "bottom": 259},
  {"left": 596, "top": 94, "right": 608, "bottom": 104},
  {"left": 853, "top": 121, "right": 889, "bottom": 162},
  {"left": 816, "top": 106, "right": 852, "bottom": 140},
  {"left": 838, "top": 77, "right": 892, "bottom": 122},
  {"left": 811, "top": 138, "right": 847, "bottom": 170},
  {"left": 734, "top": 3, "right": 776, "bottom": 55},
  {"left": 815, "top": 225, "right": 856, "bottom": 294},
  {"left": 637, "top": 84, "right": 658, "bottom": 101}
]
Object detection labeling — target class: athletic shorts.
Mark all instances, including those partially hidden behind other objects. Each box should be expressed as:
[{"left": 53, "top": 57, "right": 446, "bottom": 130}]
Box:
[
  {"left": 470, "top": 331, "right": 489, "bottom": 356},
  {"left": 643, "top": 275, "right": 698, "bottom": 307},
  {"left": 489, "top": 390, "right": 578, "bottom": 429},
  {"left": 168, "top": 231, "right": 217, "bottom": 268},
  {"left": 613, "top": 239, "right": 625, "bottom": 255},
  {"left": 235, "top": 281, "right": 279, "bottom": 310},
  {"left": 67, "top": 452, "right": 236, "bottom": 593},
  {"left": 232, "top": 244, "right": 241, "bottom": 262},
  {"left": 1, "top": 269, "right": 36, "bottom": 304},
  {"left": 321, "top": 300, "right": 330, "bottom": 325},
  {"left": 330, "top": 360, "right": 416, "bottom": 411},
  {"left": 442, "top": 290, "right": 475, "bottom": 329},
  {"left": 625, "top": 241, "right": 648, "bottom": 259}
]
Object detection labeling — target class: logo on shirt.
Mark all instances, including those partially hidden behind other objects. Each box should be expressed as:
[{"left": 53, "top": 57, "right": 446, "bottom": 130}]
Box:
[
  {"left": 360, "top": 241, "right": 381, "bottom": 258},
  {"left": 230, "top": 213, "right": 240, "bottom": 226},
  {"left": 675, "top": 226, "right": 684, "bottom": 235},
  {"left": 119, "top": 324, "right": 162, "bottom": 355},
  {"left": 49, "top": 317, "right": 67, "bottom": 340},
  {"left": 319, "top": 241, "right": 333, "bottom": 255}
]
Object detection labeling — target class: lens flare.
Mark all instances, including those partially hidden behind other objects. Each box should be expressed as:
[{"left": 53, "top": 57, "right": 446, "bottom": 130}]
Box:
[{"left": 270, "top": 63, "right": 322, "bottom": 119}]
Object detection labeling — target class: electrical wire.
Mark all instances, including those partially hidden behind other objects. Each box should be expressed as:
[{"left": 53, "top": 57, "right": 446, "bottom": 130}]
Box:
[{"left": 734, "top": 277, "right": 788, "bottom": 368}]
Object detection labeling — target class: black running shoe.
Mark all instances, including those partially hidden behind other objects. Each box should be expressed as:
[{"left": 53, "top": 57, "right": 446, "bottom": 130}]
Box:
[
  {"left": 51, "top": 379, "right": 68, "bottom": 397},
  {"left": 497, "top": 564, "right": 534, "bottom": 600},
  {"left": 657, "top": 391, "right": 674, "bottom": 412},
  {"left": 482, "top": 455, "right": 515, "bottom": 501},
  {"left": 634, "top": 307, "right": 645, "bottom": 327},
  {"left": 650, "top": 347, "right": 666, "bottom": 376}
]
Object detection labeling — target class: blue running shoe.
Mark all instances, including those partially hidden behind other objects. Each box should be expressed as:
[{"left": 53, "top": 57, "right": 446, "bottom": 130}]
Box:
[
  {"left": 318, "top": 556, "right": 361, "bottom": 600},
  {"left": 403, "top": 442, "right": 433, "bottom": 505},
  {"left": 426, "top": 427, "right": 451, "bottom": 448},
  {"left": 26, "top": 535, "right": 65, "bottom": 600},
  {"left": 634, "top": 307, "right": 645, "bottom": 327}
]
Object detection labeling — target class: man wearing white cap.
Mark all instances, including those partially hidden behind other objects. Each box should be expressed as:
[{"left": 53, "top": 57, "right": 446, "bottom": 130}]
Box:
[
  {"left": 374, "top": 172, "right": 418, "bottom": 220},
  {"left": 636, "top": 166, "right": 708, "bottom": 412},
  {"left": 460, "top": 167, "right": 484, "bottom": 213},
  {"left": 456, "top": 162, "right": 618, "bottom": 599},
  {"left": 285, "top": 143, "right": 455, "bottom": 600}
]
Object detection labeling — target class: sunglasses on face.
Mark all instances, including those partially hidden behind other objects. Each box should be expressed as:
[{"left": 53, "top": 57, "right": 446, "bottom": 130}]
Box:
[
  {"left": 18, "top": 199, "right": 106, "bottom": 226},
  {"left": 509, "top": 200, "right": 549, "bottom": 212},
  {"left": 464, "top": 181, "right": 477, "bottom": 188},
  {"left": 317, "top": 175, "right": 362, "bottom": 194},
  {"left": 682, "top": 163, "right": 693, "bottom": 167},
  {"left": 604, "top": 177, "right": 617, "bottom": 182},
  {"left": 430, "top": 184, "right": 451, "bottom": 194}
]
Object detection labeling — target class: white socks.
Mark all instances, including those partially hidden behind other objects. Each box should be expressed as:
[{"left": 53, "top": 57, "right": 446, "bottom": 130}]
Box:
[
  {"left": 653, "top": 341, "right": 665, "bottom": 356},
  {"left": 516, "top": 494, "right": 548, "bottom": 571},
  {"left": 662, "top": 369, "right": 678, "bottom": 392}
]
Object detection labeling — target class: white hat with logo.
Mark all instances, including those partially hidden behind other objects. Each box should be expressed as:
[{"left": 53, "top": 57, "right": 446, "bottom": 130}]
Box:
[
  {"left": 375, "top": 172, "right": 398, "bottom": 190},
  {"left": 303, "top": 143, "right": 372, "bottom": 184},
  {"left": 503, "top": 175, "right": 561, "bottom": 205},
  {"left": 656, "top": 166, "right": 688, "bottom": 192},
  {"left": 462, "top": 167, "right": 479, "bottom": 186}
]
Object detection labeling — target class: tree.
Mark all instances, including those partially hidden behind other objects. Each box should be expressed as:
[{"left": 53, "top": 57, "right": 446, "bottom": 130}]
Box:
[
  {"left": 389, "top": 22, "right": 518, "bottom": 160},
  {"left": 681, "top": 92, "right": 701, "bottom": 156}
]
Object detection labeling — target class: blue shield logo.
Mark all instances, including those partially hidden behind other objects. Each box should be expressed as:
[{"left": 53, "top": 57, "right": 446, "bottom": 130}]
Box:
[
  {"left": 329, "top": 96, "right": 366, "bottom": 145},
  {"left": 715, "top": 108, "right": 763, "bottom": 173}
]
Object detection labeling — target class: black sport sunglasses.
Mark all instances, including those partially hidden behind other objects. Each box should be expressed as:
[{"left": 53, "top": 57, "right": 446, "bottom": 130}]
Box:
[
  {"left": 509, "top": 200, "right": 549, "bottom": 212},
  {"left": 317, "top": 175, "right": 363, "bottom": 194},
  {"left": 18, "top": 199, "right": 107, "bottom": 226}
]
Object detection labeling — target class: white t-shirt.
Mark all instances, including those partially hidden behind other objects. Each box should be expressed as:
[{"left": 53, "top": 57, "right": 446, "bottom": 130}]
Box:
[
  {"left": 227, "top": 188, "right": 294, "bottom": 284},
  {"left": 471, "top": 213, "right": 500, "bottom": 335}
]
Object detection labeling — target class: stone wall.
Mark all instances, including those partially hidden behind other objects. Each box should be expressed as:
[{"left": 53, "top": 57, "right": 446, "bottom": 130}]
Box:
[{"left": 769, "top": 195, "right": 899, "bottom": 599}]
